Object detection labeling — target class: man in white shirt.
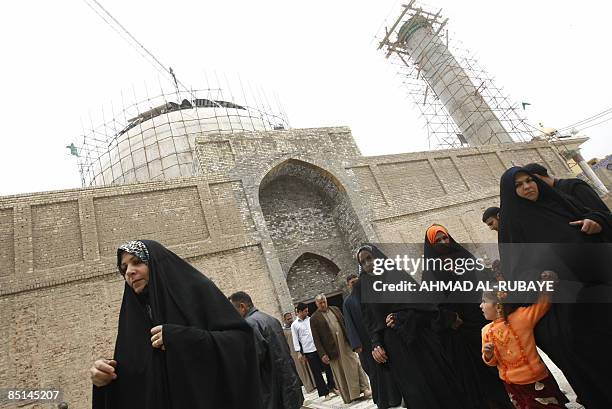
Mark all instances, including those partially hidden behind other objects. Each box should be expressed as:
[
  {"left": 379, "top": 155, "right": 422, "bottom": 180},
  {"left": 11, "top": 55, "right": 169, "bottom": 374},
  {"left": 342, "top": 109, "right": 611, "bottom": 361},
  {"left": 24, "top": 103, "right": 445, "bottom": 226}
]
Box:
[{"left": 291, "top": 302, "right": 337, "bottom": 399}]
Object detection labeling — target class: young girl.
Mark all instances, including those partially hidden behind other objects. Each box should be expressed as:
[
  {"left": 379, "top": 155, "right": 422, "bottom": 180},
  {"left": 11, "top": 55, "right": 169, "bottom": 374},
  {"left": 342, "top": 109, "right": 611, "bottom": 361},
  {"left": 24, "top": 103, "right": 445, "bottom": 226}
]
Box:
[{"left": 480, "top": 271, "right": 568, "bottom": 409}]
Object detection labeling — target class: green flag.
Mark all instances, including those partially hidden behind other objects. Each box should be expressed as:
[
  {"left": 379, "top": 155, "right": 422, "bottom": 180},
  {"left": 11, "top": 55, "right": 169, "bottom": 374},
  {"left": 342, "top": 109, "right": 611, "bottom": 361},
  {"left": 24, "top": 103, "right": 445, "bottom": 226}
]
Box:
[{"left": 66, "top": 143, "right": 79, "bottom": 157}]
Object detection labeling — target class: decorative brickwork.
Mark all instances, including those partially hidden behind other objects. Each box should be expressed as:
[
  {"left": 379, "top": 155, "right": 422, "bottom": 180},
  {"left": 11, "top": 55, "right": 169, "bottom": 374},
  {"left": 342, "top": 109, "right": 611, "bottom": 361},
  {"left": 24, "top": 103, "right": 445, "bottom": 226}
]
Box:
[
  {"left": 94, "top": 186, "right": 209, "bottom": 258},
  {"left": 32, "top": 200, "right": 83, "bottom": 270},
  {"left": 287, "top": 253, "right": 340, "bottom": 302},
  {"left": 0, "top": 208, "right": 14, "bottom": 276}
]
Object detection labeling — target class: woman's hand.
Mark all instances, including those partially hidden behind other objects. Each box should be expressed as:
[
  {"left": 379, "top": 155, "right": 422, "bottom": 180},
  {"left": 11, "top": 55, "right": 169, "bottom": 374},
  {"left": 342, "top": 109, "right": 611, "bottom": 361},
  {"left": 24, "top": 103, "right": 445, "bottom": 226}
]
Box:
[
  {"left": 151, "top": 325, "right": 165, "bottom": 350},
  {"left": 385, "top": 313, "right": 396, "bottom": 328},
  {"left": 451, "top": 314, "right": 463, "bottom": 330},
  {"left": 570, "top": 219, "right": 602, "bottom": 235},
  {"left": 540, "top": 270, "right": 559, "bottom": 283},
  {"left": 90, "top": 359, "right": 117, "bottom": 387},
  {"left": 540, "top": 270, "right": 559, "bottom": 292},
  {"left": 372, "top": 345, "right": 388, "bottom": 364},
  {"left": 483, "top": 342, "right": 494, "bottom": 361}
]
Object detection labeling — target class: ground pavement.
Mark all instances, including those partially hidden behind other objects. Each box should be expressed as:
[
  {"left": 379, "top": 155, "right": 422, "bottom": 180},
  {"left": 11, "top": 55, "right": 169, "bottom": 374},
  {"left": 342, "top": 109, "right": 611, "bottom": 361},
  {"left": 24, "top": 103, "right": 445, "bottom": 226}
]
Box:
[
  {"left": 301, "top": 351, "right": 584, "bottom": 409},
  {"left": 301, "top": 388, "right": 375, "bottom": 409}
]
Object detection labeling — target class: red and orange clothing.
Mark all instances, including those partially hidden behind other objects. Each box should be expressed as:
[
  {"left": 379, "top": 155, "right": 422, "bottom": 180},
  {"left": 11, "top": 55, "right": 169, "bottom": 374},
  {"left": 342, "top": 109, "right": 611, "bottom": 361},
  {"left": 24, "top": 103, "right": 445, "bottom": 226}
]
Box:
[
  {"left": 426, "top": 224, "right": 448, "bottom": 244},
  {"left": 481, "top": 297, "right": 550, "bottom": 384}
]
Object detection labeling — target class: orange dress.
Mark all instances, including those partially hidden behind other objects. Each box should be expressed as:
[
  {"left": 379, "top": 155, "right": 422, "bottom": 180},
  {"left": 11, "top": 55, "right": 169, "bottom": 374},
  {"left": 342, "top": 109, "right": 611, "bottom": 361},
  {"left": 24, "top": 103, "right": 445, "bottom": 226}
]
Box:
[{"left": 481, "top": 298, "right": 550, "bottom": 384}]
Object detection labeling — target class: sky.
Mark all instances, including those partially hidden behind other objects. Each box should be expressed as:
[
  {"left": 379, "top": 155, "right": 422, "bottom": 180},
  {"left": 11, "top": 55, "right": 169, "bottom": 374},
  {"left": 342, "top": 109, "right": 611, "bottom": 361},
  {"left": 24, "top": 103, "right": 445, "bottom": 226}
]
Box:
[{"left": 1, "top": 0, "right": 610, "bottom": 196}]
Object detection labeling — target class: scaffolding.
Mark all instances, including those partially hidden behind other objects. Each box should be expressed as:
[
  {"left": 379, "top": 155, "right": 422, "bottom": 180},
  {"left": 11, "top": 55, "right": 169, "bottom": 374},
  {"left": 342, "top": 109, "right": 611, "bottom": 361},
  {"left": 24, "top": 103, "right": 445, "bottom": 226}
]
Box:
[
  {"left": 377, "top": 1, "right": 536, "bottom": 149},
  {"left": 70, "top": 0, "right": 292, "bottom": 187},
  {"left": 71, "top": 85, "right": 290, "bottom": 187},
  {"left": 375, "top": 1, "right": 610, "bottom": 193}
]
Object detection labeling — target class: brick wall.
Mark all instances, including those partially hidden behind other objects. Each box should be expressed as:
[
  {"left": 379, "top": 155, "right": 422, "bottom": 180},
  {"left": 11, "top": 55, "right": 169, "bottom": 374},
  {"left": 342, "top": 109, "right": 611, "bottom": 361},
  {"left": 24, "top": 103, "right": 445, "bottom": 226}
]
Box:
[
  {"left": 287, "top": 253, "right": 341, "bottom": 303},
  {"left": 0, "top": 208, "right": 14, "bottom": 276},
  {"left": 0, "top": 177, "right": 281, "bottom": 408},
  {"left": 345, "top": 141, "right": 577, "bottom": 250},
  {"left": 259, "top": 169, "right": 360, "bottom": 302},
  {"left": 260, "top": 176, "right": 340, "bottom": 253},
  {"left": 0, "top": 125, "right": 580, "bottom": 408}
]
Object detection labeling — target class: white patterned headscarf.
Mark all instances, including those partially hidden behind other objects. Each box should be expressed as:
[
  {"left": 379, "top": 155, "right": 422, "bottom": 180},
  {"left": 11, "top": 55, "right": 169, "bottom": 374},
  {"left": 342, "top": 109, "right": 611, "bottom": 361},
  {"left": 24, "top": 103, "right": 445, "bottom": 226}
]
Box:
[{"left": 117, "top": 240, "right": 150, "bottom": 273}]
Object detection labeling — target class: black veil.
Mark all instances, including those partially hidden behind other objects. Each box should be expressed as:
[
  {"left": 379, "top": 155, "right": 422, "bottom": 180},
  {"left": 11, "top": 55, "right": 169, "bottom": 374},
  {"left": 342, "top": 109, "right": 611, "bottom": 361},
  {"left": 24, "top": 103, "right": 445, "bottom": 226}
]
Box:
[
  {"left": 498, "top": 167, "right": 612, "bottom": 408},
  {"left": 93, "top": 240, "right": 262, "bottom": 409}
]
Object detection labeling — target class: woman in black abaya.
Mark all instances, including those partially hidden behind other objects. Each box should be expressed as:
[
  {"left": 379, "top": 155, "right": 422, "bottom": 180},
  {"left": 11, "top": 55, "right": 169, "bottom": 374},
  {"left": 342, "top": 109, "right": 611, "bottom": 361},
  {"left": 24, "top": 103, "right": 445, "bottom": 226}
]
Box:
[
  {"left": 90, "top": 240, "right": 262, "bottom": 409},
  {"left": 344, "top": 273, "right": 403, "bottom": 409},
  {"left": 422, "top": 225, "right": 512, "bottom": 409},
  {"left": 499, "top": 166, "right": 612, "bottom": 409},
  {"left": 357, "top": 244, "right": 467, "bottom": 409}
]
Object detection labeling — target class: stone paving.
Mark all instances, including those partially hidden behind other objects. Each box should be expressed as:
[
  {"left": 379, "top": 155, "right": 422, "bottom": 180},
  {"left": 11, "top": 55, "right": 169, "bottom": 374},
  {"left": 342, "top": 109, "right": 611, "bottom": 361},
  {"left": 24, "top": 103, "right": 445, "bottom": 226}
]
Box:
[
  {"left": 302, "top": 350, "right": 585, "bottom": 409},
  {"left": 302, "top": 388, "right": 376, "bottom": 409},
  {"left": 540, "top": 350, "right": 584, "bottom": 409}
]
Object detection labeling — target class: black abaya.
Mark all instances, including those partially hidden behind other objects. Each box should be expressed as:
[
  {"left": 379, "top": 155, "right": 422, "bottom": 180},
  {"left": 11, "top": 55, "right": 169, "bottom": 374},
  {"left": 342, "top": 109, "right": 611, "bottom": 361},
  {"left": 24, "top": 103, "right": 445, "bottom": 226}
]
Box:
[
  {"left": 422, "top": 232, "right": 512, "bottom": 409},
  {"left": 93, "top": 240, "right": 262, "bottom": 409},
  {"left": 344, "top": 279, "right": 403, "bottom": 409},
  {"left": 499, "top": 167, "right": 612, "bottom": 409},
  {"left": 358, "top": 244, "right": 468, "bottom": 409},
  {"left": 554, "top": 177, "right": 610, "bottom": 212}
]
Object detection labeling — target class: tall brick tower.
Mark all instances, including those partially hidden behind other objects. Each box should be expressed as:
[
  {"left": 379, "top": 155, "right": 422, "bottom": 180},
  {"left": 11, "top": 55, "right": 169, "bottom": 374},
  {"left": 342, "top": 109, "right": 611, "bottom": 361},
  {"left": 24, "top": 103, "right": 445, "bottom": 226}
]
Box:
[{"left": 396, "top": 14, "right": 513, "bottom": 146}]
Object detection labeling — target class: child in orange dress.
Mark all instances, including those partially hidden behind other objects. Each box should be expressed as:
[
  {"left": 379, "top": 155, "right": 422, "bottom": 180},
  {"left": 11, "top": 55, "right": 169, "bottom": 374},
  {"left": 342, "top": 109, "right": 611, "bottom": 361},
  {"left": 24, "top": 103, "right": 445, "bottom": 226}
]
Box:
[{"left": 480, "top": 271, "right": 568, "bottom": 409}]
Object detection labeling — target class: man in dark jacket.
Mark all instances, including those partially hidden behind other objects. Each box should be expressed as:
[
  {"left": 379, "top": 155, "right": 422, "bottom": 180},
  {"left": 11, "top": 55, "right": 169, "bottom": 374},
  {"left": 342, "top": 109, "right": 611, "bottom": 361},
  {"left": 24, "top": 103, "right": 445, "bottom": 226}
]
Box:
[
  {"left": 524, "top": 162, "right": 609, "bottom": 211},
  {"left": 229, "top": 291, "right": 304, "bottom": 409}
]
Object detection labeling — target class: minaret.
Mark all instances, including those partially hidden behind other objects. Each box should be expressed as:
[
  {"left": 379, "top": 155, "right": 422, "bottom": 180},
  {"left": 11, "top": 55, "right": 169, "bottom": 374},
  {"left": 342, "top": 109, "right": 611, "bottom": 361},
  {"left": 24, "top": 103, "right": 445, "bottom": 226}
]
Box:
[{"left": 396, "top": 14, "right": 513, "bottom": 146}]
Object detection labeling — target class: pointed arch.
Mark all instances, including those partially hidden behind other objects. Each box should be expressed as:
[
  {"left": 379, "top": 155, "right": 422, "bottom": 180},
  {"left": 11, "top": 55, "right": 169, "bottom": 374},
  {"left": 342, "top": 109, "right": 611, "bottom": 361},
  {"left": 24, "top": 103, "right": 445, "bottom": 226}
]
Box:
[
  {"left": 257, "top": 157, "right": 366, "bottom": 301},
  {"left": 286, "top": 252, "right": 340, "bottom": 303},
  {"left": 258, "top": 158, "right": 347, "bottom": 196}
]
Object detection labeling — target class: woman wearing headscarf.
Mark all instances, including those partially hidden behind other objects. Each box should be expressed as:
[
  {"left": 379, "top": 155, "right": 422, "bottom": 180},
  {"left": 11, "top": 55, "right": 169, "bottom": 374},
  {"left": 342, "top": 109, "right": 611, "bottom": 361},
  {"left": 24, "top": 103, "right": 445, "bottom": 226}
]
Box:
[
  {"left": 343, "top": 273, "right": 403, "bottom": 408},
  {"left": 423, "top": 225, "right": 513, "bottom": 409},
  {"left": 89, "top": 240, "right": 262, "bottom": 409},
  {"left": 356, "top": 244, "right": 467, "bottom": 409},
  {"left": 499, "top": 166, "right": 612, "bottom": 409}
]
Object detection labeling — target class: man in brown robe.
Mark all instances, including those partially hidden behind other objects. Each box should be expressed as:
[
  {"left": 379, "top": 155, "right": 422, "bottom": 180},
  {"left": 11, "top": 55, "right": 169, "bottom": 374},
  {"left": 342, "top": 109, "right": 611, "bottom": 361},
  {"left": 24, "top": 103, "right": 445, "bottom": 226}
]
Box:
[
  {"left": 309, "top": 294, "right": 371, "bottom": 404},
  {"left": 282, "top": 312, "right": 316, "bottom": 393}
]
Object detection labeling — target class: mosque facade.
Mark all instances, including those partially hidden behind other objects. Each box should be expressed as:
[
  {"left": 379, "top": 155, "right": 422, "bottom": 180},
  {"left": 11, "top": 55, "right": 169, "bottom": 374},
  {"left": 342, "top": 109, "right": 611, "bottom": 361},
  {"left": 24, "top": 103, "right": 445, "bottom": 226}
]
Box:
[{"left": 0, "top": 125, "right": 589, "bottom": 407}]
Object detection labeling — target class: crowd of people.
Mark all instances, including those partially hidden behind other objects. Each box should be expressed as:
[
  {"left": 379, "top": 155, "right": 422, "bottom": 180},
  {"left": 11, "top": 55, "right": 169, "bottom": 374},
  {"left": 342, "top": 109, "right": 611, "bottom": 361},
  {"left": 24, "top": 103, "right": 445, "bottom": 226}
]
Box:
[{"left": 89, "top": 163, "right": 611, "bottom": 409}]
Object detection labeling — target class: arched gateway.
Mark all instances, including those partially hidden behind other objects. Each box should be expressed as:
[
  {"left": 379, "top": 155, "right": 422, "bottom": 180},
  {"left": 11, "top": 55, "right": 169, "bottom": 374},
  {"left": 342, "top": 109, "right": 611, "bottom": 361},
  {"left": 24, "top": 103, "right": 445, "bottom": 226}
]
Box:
[{"left": 258, "top": 159, "right": 367, "bottom": 306}]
